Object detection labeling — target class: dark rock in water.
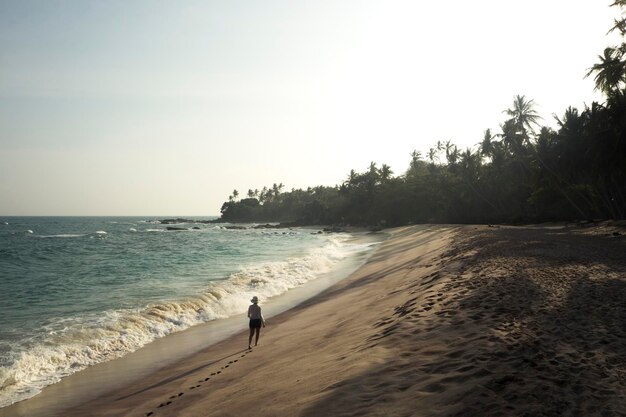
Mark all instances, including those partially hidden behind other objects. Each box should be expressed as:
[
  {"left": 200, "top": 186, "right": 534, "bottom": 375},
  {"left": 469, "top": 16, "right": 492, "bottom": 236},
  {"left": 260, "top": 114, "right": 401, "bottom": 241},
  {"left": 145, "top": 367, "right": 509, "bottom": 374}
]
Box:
[
  {"left": 192, "top": 227, "right": 200, "bottom": 230},
  {"left": 253, "top": 223, "right": 278, "bottom": 229},
  {"left": 159, "top": 218, "right": 219, "bottom": 225},
  {"left": 225, "top": 225, "right": 247, "bottom": 230},
  {"left": 166, "top": 226, "right": 188, "bottom": 231},
  {"left": 160, "top": 218, "right": 190, "bottom": 224},
  {"left": 253, "top": 223, "right": 299, "bottom": 229},
  {"left": 613, "top": 231, "right": 621, "bottom": 236},
  {"left": 323, "top": 226, "right": 346, "bottom": 233}
]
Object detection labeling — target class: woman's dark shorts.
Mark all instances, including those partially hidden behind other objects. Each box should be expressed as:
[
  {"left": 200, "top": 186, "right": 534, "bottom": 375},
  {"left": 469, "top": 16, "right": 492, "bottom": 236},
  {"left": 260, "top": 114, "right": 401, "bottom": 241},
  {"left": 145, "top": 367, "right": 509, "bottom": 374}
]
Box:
[{"left": 249, "top": 319, "right": 262, "bottom": 329}]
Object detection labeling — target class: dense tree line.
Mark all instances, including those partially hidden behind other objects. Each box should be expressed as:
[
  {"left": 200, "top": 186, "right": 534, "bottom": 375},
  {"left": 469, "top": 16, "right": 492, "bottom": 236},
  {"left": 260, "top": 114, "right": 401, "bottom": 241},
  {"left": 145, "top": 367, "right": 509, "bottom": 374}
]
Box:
[{"left": 220, "top": 3, "right": 626, "bottom": 225}]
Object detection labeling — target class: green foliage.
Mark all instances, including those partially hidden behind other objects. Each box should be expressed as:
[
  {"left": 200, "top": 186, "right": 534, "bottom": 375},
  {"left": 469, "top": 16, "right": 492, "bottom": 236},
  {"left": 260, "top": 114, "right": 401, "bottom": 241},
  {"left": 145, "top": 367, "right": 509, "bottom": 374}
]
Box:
[
  {"left": 220, "top": 5, "right": 626, "bottom": 225},
  {"left": 220, "top": 86, "right": 625, "bottom": 225},
  {"left": 587, "top": 2, "right": 626, "bottom": 95}
]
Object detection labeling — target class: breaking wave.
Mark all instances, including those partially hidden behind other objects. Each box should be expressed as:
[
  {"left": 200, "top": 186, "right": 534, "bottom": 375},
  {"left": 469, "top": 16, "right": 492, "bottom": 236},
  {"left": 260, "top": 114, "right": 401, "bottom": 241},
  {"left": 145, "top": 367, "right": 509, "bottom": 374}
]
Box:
[{"left": 0, "top": 234, "right": 374, "bottom": 407}]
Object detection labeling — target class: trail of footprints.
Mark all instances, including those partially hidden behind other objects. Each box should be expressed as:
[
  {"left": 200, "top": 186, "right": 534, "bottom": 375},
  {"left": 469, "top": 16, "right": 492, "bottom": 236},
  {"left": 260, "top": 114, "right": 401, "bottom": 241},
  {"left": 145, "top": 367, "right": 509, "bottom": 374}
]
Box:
[
  {"left": 143, "top": 350, "right": 252, "bottom": 416},
  {"left": 368, "top": 271, "right": 454, "bottom": 344}
]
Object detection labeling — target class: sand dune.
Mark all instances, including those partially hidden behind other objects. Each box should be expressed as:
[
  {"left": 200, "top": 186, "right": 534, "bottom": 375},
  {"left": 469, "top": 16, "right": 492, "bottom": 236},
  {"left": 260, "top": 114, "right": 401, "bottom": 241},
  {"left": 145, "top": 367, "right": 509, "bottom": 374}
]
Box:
[{"left": 7, "top": 224, "right": 626, "bottom": 417}]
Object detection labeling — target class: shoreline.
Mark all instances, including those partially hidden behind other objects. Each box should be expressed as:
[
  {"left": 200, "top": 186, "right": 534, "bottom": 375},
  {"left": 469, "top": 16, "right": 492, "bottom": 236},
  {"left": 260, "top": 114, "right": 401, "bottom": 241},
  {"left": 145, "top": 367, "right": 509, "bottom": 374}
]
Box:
[
  {"left": 4, "top": 223, "right": 626, "bottom": 416},
  {"left": 0, "top": 229, "right": 387, "bottom": 417}
]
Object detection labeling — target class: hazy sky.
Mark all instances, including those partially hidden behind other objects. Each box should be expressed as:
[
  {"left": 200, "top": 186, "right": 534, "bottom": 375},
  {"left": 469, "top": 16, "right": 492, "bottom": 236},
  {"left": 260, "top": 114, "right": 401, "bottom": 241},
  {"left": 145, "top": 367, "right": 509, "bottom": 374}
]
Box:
[{"left": 0, "top": 0, "right": 619, "bottom": 215}]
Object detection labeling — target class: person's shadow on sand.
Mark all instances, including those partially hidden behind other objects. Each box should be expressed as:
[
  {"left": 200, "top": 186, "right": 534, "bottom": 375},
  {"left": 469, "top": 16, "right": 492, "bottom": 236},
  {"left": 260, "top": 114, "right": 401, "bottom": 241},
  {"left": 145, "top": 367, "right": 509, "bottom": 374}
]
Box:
[{"left": 116, "top": 348, "right": 250, "bottom": 401}]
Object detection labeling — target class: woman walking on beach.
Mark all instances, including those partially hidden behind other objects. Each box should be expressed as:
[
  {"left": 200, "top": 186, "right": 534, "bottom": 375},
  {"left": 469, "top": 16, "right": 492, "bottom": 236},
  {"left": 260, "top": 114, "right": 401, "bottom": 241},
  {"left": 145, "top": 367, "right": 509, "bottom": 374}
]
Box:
[{"left": 248, "top": 296, "right": 266, "bottom": 349}]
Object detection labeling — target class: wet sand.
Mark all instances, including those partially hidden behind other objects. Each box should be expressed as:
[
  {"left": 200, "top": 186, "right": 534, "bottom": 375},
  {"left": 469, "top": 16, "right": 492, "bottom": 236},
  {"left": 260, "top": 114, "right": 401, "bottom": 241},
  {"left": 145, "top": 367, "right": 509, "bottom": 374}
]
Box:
[{"left": 5, "top": 224, "right": 626, "bottom": 416}]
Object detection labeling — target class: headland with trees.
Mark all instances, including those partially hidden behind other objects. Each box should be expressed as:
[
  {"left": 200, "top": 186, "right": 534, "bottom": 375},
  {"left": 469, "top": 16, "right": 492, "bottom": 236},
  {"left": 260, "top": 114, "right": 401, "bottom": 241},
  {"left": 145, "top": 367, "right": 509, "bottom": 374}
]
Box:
[{"left": 219, "top": 2, "right": 626, "bottom": 226}]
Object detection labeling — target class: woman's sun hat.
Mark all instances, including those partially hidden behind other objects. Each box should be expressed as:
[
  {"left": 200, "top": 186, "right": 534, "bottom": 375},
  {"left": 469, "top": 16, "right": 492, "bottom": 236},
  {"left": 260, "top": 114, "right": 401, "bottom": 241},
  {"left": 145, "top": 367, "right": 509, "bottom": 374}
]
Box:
[{"left": 251, "top": 296, "right": 259, "bottom": 303}]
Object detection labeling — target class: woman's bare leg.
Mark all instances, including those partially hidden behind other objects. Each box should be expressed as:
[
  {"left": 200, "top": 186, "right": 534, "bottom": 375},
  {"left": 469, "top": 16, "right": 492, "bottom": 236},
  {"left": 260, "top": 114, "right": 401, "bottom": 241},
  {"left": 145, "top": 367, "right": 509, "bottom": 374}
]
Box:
[
  {"left": 248, "top": 328, "right": 254, "bottom": 349},
  {"left": 254, "top": 327, "right": 261, "bottom": 346}
]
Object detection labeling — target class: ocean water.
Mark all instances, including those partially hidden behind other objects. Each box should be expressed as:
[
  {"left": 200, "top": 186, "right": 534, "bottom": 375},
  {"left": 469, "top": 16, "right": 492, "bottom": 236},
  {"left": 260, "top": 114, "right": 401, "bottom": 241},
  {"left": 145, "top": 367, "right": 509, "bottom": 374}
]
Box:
[{"left": 0, "top": 217, "right": 377, "bottom": 408}]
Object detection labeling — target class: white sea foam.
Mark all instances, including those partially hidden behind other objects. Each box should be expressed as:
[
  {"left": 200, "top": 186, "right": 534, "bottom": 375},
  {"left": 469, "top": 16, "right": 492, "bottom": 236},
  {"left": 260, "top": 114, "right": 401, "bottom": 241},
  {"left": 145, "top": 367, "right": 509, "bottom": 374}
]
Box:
[
  {"left": 129, "top": 228, "right": 137, "bottom": 232},
  {"left": 0, "top": 233, "right": 374, "bottom": 408},
  {"left": 37, "top": 234, "right": 87, "bottom": 239},
  {"left": 93, "top": 231, "right": 108, "bottom": 239}
]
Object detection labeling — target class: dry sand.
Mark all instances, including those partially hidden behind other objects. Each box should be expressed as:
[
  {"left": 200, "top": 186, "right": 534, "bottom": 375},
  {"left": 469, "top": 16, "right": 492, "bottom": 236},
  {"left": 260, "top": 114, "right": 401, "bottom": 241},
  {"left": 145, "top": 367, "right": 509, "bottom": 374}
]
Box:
[{"left": 9, "top": 224, "right": 626, "bottom": 416}]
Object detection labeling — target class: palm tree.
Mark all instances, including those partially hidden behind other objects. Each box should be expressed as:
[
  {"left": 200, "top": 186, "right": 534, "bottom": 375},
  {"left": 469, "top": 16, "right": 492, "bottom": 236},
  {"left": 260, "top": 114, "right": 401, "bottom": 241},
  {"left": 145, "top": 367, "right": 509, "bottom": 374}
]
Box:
[
  {"left": 406, "top": 150, "right": 423, "bottom": 179},
  {"left": 504, "top": 95, "right": 542, "bottom": 135},
  {"left": 457, "top": 148, "right": 499, "bottom": 214},
  {"left": 499, "top": 119, "right": 524, "bottom": 156},
  {"left": 586, "top": 47, "right": 626, "bottom": 95},
  {"left": 348, "top": 169, "right": 357, "bottom": 184},
  {"left": 444, "top": 141, "right": 459, "bottom": 165},
  {"left": 379, "top": 164, "right": 393, "bottom": 182},
  {"left": 529, "top": 108, "right": 592, "bottom": 219},
  {"left": 367, "top": 162, "right": 379, "bottom": 189},
  {"left": 608, "top": 1, "right": 626, "bottom": 51},
  {"left": 535, "top": 126, "right": 554, "bottom": 162},
  {"left": 427, "top": 147, "right": 438, "bottom": 164},
  {"left": 612, "top": 0, "right": 626, "bottom": 9},
  {"left": 554, "top": 106, "right": 584, "bottom": 135},
  {"left": 459, "top": 148, "right": 479, "bottom": 175},
  {"left": 271, "top": 183, "right": 284, "bottom": 201},
  {"left": 480, "top": 129, "right": 495, "bottom": 159},
  {"left": 259, "top": 186, "right": 268, "bottom": 203}
]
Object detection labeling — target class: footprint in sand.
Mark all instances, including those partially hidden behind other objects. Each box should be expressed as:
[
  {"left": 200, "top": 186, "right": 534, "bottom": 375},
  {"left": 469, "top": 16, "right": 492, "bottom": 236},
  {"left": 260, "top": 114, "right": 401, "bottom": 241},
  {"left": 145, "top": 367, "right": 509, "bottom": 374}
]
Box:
[
  {"left": 374, "top": 318, "right": 393, "bottom": 328},
  {"left": 421, "top": 382, "right": 445, "bottom": 393},
  {"left": 148, "top": 352, "right": 250, "bottom": 416}
]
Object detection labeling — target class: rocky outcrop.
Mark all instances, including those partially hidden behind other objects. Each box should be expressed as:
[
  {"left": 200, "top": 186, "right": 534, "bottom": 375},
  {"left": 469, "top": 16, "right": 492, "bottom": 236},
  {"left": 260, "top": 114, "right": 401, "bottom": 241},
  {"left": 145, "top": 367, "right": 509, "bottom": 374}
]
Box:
[{"left": 159, "top": 218, "right": 219, "bottom": 225}]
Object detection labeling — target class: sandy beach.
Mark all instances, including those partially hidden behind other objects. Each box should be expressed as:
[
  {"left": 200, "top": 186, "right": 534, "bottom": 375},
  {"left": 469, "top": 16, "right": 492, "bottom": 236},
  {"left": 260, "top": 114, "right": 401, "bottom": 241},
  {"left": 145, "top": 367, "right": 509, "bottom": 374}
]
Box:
[{"left": 4, "top": 224, "right": 626, "bottom": 417}]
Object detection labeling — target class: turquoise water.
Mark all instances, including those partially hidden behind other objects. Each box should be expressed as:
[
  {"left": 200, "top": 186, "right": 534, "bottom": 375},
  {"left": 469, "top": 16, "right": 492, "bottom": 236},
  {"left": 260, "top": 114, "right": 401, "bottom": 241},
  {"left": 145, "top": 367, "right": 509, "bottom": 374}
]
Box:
[{"left": 0, "top": 217, "right": 373, "bottom": 407}]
